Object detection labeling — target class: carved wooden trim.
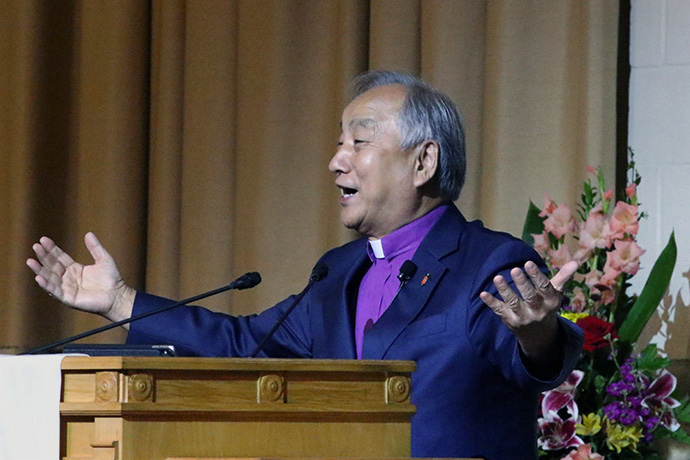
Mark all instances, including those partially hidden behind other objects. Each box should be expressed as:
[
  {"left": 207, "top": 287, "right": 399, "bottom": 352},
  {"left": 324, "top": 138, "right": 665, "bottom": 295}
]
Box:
[
  {"left": 127, "top": 373, "right": 153, "bottom": 402},
  {"left": 90, "top": 417, "right": 122, "bottom": 459},
  {"left": 89, "top": 440, "right": 119, "bottom": 459},
  {"left": 95, "top": 372, "right": 118, "bottom": 402},
  {"left": 257, "top": 374, "right": 285, "bottom": 403},
  {"left": 385, "top": 375, "right": 410, "bottom": 404}
]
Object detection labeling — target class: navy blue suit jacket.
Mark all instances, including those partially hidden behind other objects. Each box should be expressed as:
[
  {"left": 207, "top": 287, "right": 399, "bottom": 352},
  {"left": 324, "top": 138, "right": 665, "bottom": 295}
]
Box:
[{"left": 128, "top": 205, "right": 583, "bottom": 460}]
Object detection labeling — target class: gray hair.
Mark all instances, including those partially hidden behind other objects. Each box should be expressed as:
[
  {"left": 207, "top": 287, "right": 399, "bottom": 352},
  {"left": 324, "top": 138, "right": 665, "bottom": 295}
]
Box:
[{"left": 351, "top": 70, "right": 466, "bottom": 201}]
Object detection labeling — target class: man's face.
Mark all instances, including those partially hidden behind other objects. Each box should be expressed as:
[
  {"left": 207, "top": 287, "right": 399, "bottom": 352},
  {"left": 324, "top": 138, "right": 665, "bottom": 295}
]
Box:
[{"left": 329, "top": 84, "right": 420, "bottom": 239}]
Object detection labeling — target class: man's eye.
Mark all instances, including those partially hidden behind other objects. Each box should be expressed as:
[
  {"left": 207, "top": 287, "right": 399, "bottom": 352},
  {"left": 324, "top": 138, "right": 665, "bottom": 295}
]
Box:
[{"left": 354, "top": 139, "right": 367, "bottom": 145}]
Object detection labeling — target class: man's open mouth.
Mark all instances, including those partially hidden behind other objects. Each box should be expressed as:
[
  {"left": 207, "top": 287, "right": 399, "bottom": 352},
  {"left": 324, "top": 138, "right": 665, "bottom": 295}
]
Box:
[{"left": 340, "top": 186, "right": 358, "bottom": 198}]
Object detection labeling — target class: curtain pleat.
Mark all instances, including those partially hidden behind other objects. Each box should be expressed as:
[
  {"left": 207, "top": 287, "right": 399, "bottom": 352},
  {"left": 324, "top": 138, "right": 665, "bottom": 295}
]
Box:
[
  {"left": 480, "top": 0, "right": 618, "bottom": 232},
  {"left": 0, "top": 0, "right": 619, "bottom": 351}
]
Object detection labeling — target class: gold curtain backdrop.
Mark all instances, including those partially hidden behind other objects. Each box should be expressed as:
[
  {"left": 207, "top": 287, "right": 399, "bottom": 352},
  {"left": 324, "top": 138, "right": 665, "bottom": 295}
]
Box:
[{"left": 0, "top": 0, "right": 619, "bottom": 351}]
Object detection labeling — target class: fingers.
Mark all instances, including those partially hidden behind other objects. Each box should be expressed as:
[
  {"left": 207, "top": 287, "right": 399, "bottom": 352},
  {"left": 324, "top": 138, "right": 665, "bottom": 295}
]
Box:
[
  {"left": 26, "top": 257, "right": 63, "bottom": 298},
  {"left": 493, "top": 274, "right": 522, "bottom": 311},
  {"left": 511, "top": 266, "right": 541, "bottom": 306},
  {"left": 479, "top": 290, "right": 515, "bottom": 319},
  {"left": 481, "top": 260, "right": 573, "bottom": 321},
  {"left": 521, "top": 260, "right": 576, "bottom": 309},
  {"left": 550, "top": 260, "right": 579, "bottom": 292},
  {"left": 27, "top": 236, "right": 79, "bottom": 297},
  {"left": 84, "top": 232, "right": 109, "bottom": 263},
  {"left": 31, "top": 236, "right": 76, "bottom": 272}
]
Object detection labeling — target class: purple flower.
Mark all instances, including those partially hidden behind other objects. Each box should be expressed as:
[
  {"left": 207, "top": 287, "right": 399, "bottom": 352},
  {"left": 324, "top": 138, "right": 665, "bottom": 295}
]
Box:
[
  {"left": 604, "top": 401, "right": 640, "bottom": 426},
  {"left": 607, "top": 380, "right": 636, "bottom": 397}
]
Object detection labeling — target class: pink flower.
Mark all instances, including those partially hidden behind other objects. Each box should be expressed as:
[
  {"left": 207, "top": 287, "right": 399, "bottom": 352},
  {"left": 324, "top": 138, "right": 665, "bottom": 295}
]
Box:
[
  {"left": 605, "top": 239, "right": 645, "bottom": 276},
  {"left": 542, "top": 370, "right": 584, "bottom": 414},
  {"left": 598, "top": 287, "right": 617, "bottom": 306},
  {"left": 603, "top": 189, "right": 614, "bottom": 201},
  {"left": 572, "top": 247, "right": 593, "bottom": 266},
  {"left": 538, "top": 410, "right": 584, "bottom": 451},
  {"left": 586, "top": 166, "right": 597, "bottom": 175},
  {"left": 583, "top": 269, "right": 602, "bottom": 289},
  {"left": 599, "top": 265, "right": 621, "bottom": 288},
  {"left": 583, "top": 267, "right": 618, "bottom": 307},
  {"left": 579, "top": 208, "right": 613, "bottom": 251},
  {"left": 532, "top": 231, "right": 550, "bottom": 257},
  {"left": 540, "top": 194, "right": 558, "bottom": 217},
  {"left": 570, "top": 287, "right": 587, "bottom": 312},
  {"left": 548, "top": 244, "right": 573, "bottom": 270},
  {"left": 561, "top": 443, "right": 604, "bottom": 460},
  {"left": 625, "top": 183, "right": 637, "bottom": 200},
  {"left": 609, "top": 202, "right": 639, "bottom": 237},
  {"left": 544, "top": 204, "right": 576, "bottom": 239}
]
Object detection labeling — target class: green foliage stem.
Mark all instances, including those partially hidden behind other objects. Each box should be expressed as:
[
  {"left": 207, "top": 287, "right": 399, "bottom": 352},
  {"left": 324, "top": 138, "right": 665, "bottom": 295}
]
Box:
[{"left": 618, "top": 233, "right": 677, "bottom": 343}]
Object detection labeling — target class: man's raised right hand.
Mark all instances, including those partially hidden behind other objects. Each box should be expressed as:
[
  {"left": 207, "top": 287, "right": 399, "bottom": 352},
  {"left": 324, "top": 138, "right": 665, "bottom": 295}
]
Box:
[{"left": 26, "top": 232, "right": 135, "bottom": 323}]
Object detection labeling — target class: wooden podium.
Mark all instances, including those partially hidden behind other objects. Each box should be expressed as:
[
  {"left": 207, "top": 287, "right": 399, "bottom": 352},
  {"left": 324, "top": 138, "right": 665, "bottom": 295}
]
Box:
[{"left": 60, "top": 356, "right": 416, "bottom": 460}]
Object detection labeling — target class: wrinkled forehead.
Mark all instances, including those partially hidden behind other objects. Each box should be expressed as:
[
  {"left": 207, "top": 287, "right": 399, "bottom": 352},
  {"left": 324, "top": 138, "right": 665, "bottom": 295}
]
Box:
[{"left": 341, "top": 84, "right": 407, "bottom": 130}]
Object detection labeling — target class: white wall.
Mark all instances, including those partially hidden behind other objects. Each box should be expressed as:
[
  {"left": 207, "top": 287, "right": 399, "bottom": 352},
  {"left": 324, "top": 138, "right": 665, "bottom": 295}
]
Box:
[{"left": 629, "top": 0, "right": 690, "bottom": 358}]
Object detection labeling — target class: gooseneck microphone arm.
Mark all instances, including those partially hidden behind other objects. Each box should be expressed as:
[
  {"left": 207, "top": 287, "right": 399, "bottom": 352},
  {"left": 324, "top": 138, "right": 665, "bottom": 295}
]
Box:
[
  {"left": 22, "top": 272, "right": 262, "bottom": 355},
  {"left": 249, "top": 263, "right": 328, "bottom": 358}
]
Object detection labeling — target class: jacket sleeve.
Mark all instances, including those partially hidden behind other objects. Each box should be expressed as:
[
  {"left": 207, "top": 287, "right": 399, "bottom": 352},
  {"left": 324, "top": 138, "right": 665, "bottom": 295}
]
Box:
[
  {"left": 465, "top": 238, "right": 583, "bottom": 392},
  {"left": 126, "top": 290, "right": 315, "bottom": 358}
]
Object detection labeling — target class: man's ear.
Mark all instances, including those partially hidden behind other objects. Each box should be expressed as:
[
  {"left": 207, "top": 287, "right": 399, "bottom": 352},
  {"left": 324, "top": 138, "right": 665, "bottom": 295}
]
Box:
[{"left": 413, "top": 141, "right": 439, "bottom": 188}]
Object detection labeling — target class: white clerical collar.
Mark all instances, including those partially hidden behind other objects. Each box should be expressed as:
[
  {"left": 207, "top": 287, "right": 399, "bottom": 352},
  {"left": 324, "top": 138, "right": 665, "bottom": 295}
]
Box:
[{"left": 368, "top": 239, "right": 385, "bottom": 259}]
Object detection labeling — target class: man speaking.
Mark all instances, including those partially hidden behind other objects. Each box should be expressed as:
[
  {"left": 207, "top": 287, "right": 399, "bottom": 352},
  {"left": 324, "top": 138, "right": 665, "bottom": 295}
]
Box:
[{"left": 27, "top": 70, "right": 583, "bottom": 460}]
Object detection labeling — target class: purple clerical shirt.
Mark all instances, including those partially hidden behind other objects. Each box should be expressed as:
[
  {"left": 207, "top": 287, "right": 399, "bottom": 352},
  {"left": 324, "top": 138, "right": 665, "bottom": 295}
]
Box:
[{"left": 355, "top": 205, "right": 448, "bottom": 359}]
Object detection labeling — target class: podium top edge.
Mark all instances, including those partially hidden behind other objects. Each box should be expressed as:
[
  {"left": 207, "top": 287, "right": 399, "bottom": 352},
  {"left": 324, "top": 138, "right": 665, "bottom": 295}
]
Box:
[{"left": 60, "top": 356, "right": 416, "bottom": 372}]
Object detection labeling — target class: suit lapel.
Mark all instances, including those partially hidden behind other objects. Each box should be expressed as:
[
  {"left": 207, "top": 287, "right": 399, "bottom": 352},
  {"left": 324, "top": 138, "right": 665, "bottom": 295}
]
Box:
[
  {"left": 361, "top": 206, "right": 466, "bottom": 360},
  {"left": 320, "top": 241, "right": 370, "bottom": 359}
]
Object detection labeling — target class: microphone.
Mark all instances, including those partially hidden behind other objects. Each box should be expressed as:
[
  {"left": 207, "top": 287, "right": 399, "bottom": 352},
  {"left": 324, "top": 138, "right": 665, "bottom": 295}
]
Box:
[
  {"left": 249, "top": 262, "right": 328, "bottom": 358},
  {"left": 22, "top": 272, "right": 262, "bottom": 355},
  {"left": 389, "top": 260, "right": 417, "bottom": 308},
  {"left": 310, "top": 262, "right": 329, "bottom": 282},
  {"left": 397, "top": 260, "right": 417, "bottom": 287},
  {"left": 230, "top": 272, "right": 262, "bottom": 290}
]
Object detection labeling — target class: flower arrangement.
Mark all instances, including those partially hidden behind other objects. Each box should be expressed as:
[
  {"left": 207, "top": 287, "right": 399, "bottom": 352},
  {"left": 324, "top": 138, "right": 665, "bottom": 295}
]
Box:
[{"left": 523, "top": 155, "right": 690, "bottom": 459}]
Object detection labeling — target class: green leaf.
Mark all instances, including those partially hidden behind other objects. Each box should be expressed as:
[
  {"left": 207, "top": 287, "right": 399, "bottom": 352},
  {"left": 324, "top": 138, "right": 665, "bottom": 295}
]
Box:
[
  {"left": 674, "top": 397, "right": 690, "bottom": 424},
  {"left": 618, "top": 232, "right": 677, "bottom": 343},
  {"left": 522, "top": 201, "right": 546, "bottom": 245},
  {"left": 636, "top": 344, "right": 671, "bottom": 371},
  {"left": 667, "top": 427, "right": 690, "bottom": 446},
  {"left": 594, "top": 373, "right": 608, "bottom": 394}
]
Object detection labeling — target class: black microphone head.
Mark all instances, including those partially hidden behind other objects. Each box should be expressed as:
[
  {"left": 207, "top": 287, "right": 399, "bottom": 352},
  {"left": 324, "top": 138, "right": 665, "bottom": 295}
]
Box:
[
  {"left": 235, "top": 272, "right": 262, "bottom": 290},
  {"left": 398, "top": 260, "right": 417, "bottom": 282},
  {"left": 310, "top": 262, "right": 329, "bottom": 282}
]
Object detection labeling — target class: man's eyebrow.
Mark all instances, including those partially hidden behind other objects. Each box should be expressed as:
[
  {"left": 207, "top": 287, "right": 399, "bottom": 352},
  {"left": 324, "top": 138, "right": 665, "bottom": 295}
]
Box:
[{"left": 348, "top": 118, "right": 377, "bottom": 130}]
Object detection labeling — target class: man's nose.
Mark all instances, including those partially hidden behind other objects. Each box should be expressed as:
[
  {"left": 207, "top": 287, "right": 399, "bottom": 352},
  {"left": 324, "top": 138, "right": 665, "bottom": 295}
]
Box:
[{"left": 328, "top": 144, "right": 350, "bottom": 175}]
